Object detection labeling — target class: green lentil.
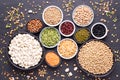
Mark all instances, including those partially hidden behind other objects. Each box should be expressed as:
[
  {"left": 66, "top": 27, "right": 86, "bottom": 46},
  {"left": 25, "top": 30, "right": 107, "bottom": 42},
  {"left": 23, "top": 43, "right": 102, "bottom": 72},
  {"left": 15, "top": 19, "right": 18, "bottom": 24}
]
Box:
[
  {"left": 40, "top": 27, "right": 60, "bottom": 47},
  {"left": 74, "top": 28, "right": 90, "bottom": 44}
]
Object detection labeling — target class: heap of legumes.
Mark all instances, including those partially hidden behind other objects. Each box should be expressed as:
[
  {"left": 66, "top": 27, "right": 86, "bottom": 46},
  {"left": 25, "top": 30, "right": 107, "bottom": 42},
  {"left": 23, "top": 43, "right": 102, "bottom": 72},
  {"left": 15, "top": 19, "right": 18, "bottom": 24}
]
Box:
[
  {"left": 72, "top": 5, "right": 94, "bottom": 27},
  {"left": 42, "top": 5, "right": 63, "bottom": 26},
  {"left": 57, "top": 38, "right": 78, "bottom": 59},
  {"left": 8, "top": 34, "right": 43, "bottom": 69},
  {"left": 77, "top": 40, "right": 113, "bottom": 75},
  {"left": 40, "top": 27, "right": 61, "bottom": 48},
  {"left": 27, "top": 19, "right": 43, "bottom": 33},
  {"left": 45, "top": 51, "right": 61, "bottom": 67},
  {"left": 74, "top": 28, "right": 90, "bottom": 44},
  {"left": 59, "top": 20, "right": 75, "bottom": 37}
]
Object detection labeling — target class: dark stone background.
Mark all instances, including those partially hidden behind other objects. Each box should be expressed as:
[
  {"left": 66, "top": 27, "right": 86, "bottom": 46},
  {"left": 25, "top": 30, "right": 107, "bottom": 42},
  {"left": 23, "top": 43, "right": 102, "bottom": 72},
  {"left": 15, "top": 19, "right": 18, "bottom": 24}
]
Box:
[{"left": 0, "top": 0, "right": 120, "bottom": 80}]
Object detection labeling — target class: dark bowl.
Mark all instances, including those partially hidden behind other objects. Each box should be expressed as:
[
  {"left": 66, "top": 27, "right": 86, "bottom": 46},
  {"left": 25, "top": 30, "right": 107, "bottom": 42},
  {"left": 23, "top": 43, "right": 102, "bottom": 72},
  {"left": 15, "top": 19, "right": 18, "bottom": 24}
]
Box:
[
  {"left": 73, "top": 28, "right": 91, "bottom": 44},
  {"left": 26, "top": 19, "right": 43, "bottom": 34},
  {"left": 76, "top": 39, "right": 115, "bottom": 77},
  {"left": 45, "top": 50, "right": 61, "bottom": 68},
  {"left": 6, "top": 31, "right": 45, "bottom": 70}
]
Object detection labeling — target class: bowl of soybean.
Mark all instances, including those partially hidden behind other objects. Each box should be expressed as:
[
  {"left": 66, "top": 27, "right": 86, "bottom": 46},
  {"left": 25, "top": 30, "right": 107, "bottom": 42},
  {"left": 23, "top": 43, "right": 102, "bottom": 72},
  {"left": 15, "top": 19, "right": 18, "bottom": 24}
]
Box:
[
  {"left": 73, "top": 28, "right": 91, "bottom": 44},
  {"left": 39, "top": 27, "right": 61, "bottom": 48}
]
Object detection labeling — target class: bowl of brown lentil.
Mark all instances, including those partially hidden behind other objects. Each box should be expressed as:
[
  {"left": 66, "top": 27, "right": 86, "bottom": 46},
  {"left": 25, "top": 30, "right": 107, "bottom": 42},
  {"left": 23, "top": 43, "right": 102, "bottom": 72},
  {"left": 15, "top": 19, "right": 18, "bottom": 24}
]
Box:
[
  {"left": 42, "top": 5, "right": 63, "bottom": 27},
  {"left": 76, "top": 39, "right": 115, "bottom": 77},
  {"left": 72, "top": 5, "right": 94, "bottom": 27},
  {"left": 26, "top": 19, "right": 43, "bottom": 33}
]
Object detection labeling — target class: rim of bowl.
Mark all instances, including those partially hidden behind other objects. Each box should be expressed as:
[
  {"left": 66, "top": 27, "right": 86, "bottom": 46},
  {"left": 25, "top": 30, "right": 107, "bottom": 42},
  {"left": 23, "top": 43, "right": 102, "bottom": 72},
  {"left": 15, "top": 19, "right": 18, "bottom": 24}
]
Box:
[
  {"left": 91, "top": 22, "right": 108, "bottom": 39},
  {"left": 45, "top": 50, "right": 61, "bottom": 68},
  {"left": 26, "top": 19, "right": 43, "bottom": 34},
  {"left": 72, "top": 5, "right": 94, "bottom": 27},
  {"left": 7, "top": 31, "right": 45, "bottom": 70},
  {"left": 73, "top": 28, "right": 91, "bottom": 44},
  {"left": 57, "top": 38, "right": 78, "bottom": 59},
  {"left": 39, "top": 27, "right": 61, "bottom": 48},
  {"left": 59, "top": 20, "right": 76, "bottom": 37},
  {"left": 76, "top": 39, "right": 115, "bottom": 77},
  {"left": 42, "top": 5, "right": 63, "bottom": 27}
]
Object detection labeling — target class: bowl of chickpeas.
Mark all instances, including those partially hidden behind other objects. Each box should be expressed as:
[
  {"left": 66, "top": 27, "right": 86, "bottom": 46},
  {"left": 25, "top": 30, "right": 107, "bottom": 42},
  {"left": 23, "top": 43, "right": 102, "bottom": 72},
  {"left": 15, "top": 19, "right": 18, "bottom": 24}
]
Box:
[{"left": 72, "top": 5, "right": 94, "bottom": 27}]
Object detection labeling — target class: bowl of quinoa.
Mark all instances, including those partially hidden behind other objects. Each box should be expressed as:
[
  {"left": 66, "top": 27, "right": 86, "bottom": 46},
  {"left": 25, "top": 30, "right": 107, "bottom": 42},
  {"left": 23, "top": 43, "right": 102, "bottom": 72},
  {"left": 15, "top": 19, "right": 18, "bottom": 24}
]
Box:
[
  {"left": 76, "top": 39, "right": 114, "bottom": 77},
  {"left": 72, "top": 5, "right": 94, "bottom": 27},
  {"left": 42, "top": 5, "right": 63, "bottom": 27}
]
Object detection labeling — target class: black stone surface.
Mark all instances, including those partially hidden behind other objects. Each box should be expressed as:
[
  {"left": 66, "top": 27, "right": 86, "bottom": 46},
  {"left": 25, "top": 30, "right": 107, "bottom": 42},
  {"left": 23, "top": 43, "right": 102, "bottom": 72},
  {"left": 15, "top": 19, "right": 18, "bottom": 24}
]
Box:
[{"left": 0, "top": 0, "right": 120, "bottom": 80}]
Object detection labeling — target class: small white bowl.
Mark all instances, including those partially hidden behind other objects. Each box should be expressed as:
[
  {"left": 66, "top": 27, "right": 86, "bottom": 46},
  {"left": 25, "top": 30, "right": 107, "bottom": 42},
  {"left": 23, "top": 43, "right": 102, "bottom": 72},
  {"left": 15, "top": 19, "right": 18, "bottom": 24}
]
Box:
[
  {"left": 91, "top": 22, "right": 108, "bottom": 39},
  {"left": 42, "top": 5, "right": 63, "bottom": 27},
  {"left": 59, "top": 20, "right": 76, "bottom": 37},
  {"left": 72, "top": 5, "right": 94, "bottom": 27},
  {"left": 57, "top": 38, "right": 78, "bottom": 59},
  {"left": 39, "top": 27, "right": 61, "bottom": 48}
]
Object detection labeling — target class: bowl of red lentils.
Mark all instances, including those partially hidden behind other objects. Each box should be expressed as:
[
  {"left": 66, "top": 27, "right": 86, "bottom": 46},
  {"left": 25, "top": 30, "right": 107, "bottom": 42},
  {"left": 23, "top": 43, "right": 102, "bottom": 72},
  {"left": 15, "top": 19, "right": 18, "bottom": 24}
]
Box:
[
  {"left": 72, "top": 5, "right": 94, "bottom": 27},
  {"left": 59, "top": 20, "right": 76, "bottom": 37},
  {"left": 42, "top": 5, "right": 63, "bottom": 27}
]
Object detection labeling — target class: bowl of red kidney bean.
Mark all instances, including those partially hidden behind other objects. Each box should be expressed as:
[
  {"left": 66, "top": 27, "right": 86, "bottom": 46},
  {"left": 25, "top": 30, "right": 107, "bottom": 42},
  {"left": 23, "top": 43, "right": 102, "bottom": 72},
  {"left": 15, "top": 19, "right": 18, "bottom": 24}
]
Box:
[{"left": 59, "top": 20, "right": 76, "bottom": 37}]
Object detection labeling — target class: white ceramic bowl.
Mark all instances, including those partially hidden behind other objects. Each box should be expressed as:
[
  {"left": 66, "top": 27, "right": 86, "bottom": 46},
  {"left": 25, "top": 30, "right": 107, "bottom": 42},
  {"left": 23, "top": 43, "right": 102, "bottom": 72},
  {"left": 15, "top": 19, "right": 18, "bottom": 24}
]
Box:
[
  {"left": 57, "top": 38, "right": 78, "bottom": 59},
  {"left": 42, "top": 5, "right": 63, "bottom": 27},
  {"left": 39, "top": 27, "right": 61, "bottom": 48},
  {"left": 59, "top": 20, "right": 76, "bottom": 37},
  {"left": 72, "top": 5, "right": 94, "bottom": 27},
  {"left": 91, "top": 22, "right": 108, "bottom": 39}
]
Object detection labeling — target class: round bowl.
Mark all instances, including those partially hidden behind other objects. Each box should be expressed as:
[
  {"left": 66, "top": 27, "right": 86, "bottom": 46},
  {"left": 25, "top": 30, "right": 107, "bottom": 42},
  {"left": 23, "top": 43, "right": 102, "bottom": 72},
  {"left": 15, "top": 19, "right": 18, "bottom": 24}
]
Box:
[
  {"left": 45, "top": 51, "right": 61, "bottom": 68},
  {"left": 59, "top": 20, "right": 76, "bottom": 37},
  {"left": 26, "top": 19, "right": 43, "bottom": 34},
  {"left": 76, "top": 39, "right": 115, "bottom": 77},
  {"left": 57, "top": 38, "right": 78, "bottom": 59},
  {"left": 72, "top": 5, "right": 94, "bottom": 27},
  {"left": 42, "top": 5, "right": 63, "bottom": 27},
  {"left": 91, "top": 22, "right": 108, "bottom": 39},
  {"left": 73, "top": 28, "right": 91, "bottom": 44},
  {"left": 7, "top": 31, "right": 44, "bottom": 70},
  {"left": 39, "top": 27, "right": 61, "bottom": 48}
]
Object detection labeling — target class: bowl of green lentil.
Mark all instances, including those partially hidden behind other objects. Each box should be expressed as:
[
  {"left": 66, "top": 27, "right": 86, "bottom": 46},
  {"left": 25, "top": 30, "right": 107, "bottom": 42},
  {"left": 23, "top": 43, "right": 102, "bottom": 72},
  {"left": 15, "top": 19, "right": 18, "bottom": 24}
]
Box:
[
  {"left": 73, "top": 28, "right": 91, "bottom": 44},
  {"left": 39, "top": 27, "right": 61, "bottom": 48}
]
